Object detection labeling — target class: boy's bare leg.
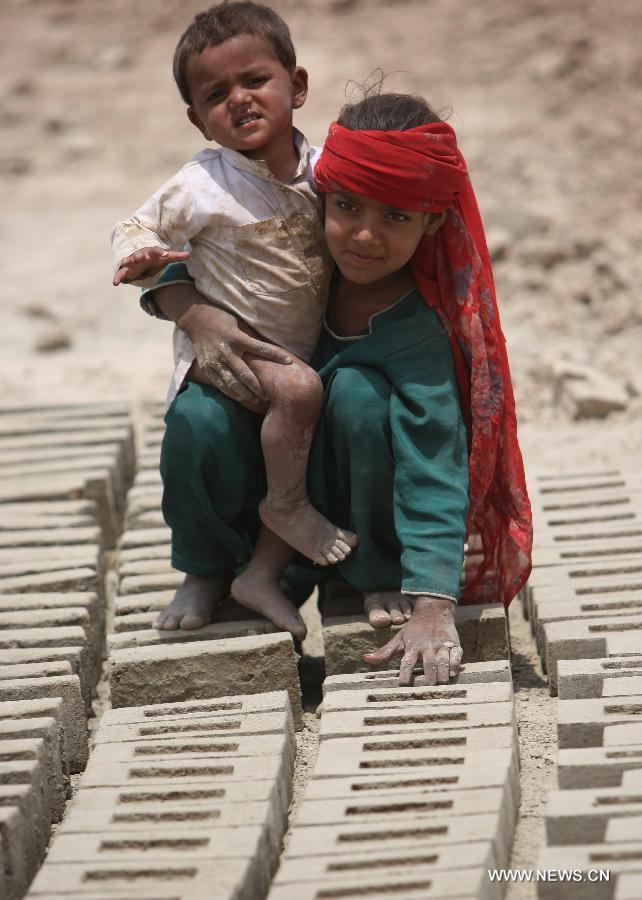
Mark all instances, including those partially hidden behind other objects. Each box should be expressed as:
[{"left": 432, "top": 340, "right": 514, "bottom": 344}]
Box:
[
  {"left": 154, "top": 573, "right": 229, "bottom": 630},
  {"left": 364, "top": 591, "right": 414, "bottom": 628},
  {"left": 248, "top": 353, "right": 358, "bottom": 566},
  {"left": 231, "top": 526, "right": 307, "bottom": 641}
]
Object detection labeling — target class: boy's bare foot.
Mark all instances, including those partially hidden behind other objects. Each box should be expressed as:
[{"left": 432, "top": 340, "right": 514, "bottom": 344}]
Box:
[
  {"left": 259, "top": 499, "right": 357, "bottom": 566},
  {"left": 154, "top": 574, "right": 229, "bottom": 630},
  {"left": 364, "top": 591, "right": 414, "bottom": 628},
  {"left": 231, "top": 569, "right": 307, "bottom": 641}
]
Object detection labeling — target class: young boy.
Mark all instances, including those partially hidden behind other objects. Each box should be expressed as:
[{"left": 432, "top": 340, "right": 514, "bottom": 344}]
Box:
[{"left": 112, "top": 2, "right": 357, "bottom": 636}]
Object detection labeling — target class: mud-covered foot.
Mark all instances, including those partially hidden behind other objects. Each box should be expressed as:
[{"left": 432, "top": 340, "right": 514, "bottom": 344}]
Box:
[
  {"left": 259, "top": 499, "right": 357, "bottom": 566},
  {"left": 364, "top": 591, "right": 414, "bottom": 629},
  {"left": 154, "top": 574, "right": 229, "bottom": 631},
  {"left": 231, "top": 569, "right": 307, "bottom": 641}
]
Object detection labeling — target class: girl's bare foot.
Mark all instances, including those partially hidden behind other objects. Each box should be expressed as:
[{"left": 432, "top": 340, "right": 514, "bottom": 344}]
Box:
[
  {"left": 154, "top": 574, "right": 229, "bottom": 630},
  {"left": 259, "top": 498, "right": 357, "bottom": 566},
  {"left": 231, "top": 569, "right": 307, "bottom": 641},
  {"left": 364, "top": 591, "right": 414, "bottom": 628}
]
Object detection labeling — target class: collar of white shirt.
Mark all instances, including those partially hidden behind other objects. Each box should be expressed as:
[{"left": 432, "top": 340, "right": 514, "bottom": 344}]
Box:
[{"left": 219, "top": 128, "right": 311, "bottom": 183}]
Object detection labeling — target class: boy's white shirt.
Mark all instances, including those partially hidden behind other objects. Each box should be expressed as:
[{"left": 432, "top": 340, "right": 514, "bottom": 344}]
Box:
[{"left": 111, "top": 131, "right": 330, "bottom": 408}]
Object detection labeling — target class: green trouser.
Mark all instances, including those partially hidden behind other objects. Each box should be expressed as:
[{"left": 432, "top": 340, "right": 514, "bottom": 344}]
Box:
[{"left": 160, "top": 290, "right": 469, "bottom": 601}]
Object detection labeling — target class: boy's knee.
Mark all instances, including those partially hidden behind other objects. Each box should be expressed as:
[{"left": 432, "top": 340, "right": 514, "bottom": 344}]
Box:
[{"left": 272, "top": 361, "right": 323, "bottom": 410}]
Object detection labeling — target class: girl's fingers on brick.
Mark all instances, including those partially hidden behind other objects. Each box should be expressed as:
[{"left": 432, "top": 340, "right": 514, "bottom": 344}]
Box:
[
  {"left": 399, "top": 648, "right": 420, "bottom": 685},
  {"left": 435, "top": 644, "right": 450, "bottom": 683},
  {"left": 449, "top": 643, "right": 464, "bottom": 677}
]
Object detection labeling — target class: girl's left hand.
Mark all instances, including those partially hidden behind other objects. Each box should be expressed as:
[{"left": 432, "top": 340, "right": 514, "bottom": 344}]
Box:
[{"left": 362, "top": 595, "right": 462, "bottom": 686}]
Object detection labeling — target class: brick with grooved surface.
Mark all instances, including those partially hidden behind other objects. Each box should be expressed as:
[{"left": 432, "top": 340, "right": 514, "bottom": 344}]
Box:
[
  {"left": 536, "top": 844, "right": 641, "bottom": 899},
  {"left": 320, "top": 705, "right": 515, "bottom": 740},
  {"left": 320, "top": 682, "right": 513, "bottom": 709},
  {"left": 558, "top": 744, "right": 642, "bottom": 789},
  {"left": 558, "top": 696, "right": 642, "bottom": 747},
  {"left": 321, "top": 661, "right": 512, "bottom": 693},
  {"left": 107, "top": 618, "right": 278, "bottom": 651},
  {"left": 0, "top": 696, "right": 85, "bottom": 772},
  {"left": 0, "top": 675, "right": 86, "bottom": 765},
  {"left": 100, "top": 690, "right": 291, "bottom": 725},
  {"left": 78, "top": 752, "right": 292, "bottom": 793},
  {"left": 42, "top": 824, "right": 283, "bottom": 898},
  {"left": 311, "top": 747, "right": 518, "bottom": 801},
  {"left": 0, "top": 646, "right": 90, "bottom": 701},
  {"left": 60, "top": 779, "right": 291, "bottom": 837},
  {"left": 267, "top": 868, "right": 500, "bottom": 900},
  {"left": 274, "top": 841, "right": 497, "bottom": 885},
  {"left": 542, "top": 615, "right": 642, "bottom": 694},
  {"left": 558, "top": 656, "right": 642, "bottom": 699},
  {"left": 108, "top": 633, "right": 302, "bottom": 728},
  {"left": 95, "top": 711, "right": 291, "bottom": 744},
  {"left": 546, "top": 785, "right": 642, "bottom": 844},
  {"left": 0, "top": 737, "right": 66, "bottom": 822},
  {"left": 27, "top": 857, "right": 268, "bottom": 899}
]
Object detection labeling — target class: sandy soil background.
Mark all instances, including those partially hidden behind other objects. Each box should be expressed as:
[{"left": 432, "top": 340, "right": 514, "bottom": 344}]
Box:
[{"left": 2, "top": 0, "right": 640, "bottom": 473}]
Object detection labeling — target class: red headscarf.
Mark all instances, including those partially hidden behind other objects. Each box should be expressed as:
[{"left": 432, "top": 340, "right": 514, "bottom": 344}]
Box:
[{"left": 315, "top": 121, "right": 532, "bottom": 606}]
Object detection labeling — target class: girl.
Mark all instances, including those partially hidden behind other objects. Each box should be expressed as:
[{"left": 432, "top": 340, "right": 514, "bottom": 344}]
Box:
[{"left": 148, "top": 92, "right": 533, "bottom": 685}]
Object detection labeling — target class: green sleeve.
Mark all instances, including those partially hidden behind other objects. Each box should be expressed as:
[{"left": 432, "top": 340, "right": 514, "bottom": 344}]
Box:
[
  {"left": 385, "top": 331, "right": 469, "bottom": 599},
  {"left": 139, "top": 262, "right": 195, "bottom": 319}
]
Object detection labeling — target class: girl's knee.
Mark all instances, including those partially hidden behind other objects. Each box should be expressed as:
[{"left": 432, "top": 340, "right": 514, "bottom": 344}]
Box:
[
  {"left": 326, "top": 367, "right": 390, "bottom": 434},
  {"left": 163, "top": 383, "right": 259, "bottom": 464}
]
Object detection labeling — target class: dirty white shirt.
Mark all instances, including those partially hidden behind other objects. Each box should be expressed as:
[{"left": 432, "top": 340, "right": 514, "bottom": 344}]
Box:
[{"left": 111, "top": 131, "right": 331, "bottom": 408}]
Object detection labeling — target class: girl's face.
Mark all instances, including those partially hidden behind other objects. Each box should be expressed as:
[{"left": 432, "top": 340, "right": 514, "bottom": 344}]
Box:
[{"left": 324, "top": 191, "right": 443, "bottom": 286}]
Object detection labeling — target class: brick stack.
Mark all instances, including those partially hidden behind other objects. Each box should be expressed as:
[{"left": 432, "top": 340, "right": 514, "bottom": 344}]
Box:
[
  {"left": 269, "top": 662, "right": 517, "bottom": 899},
  {"left": 0, "top": 402, "right": 135, "bottom": 898},
  {"left": 518, "top": 469, "right": 642, "bottom": 897},
  {"left": 26, "top": 690, "right": 295, "bottom": 899},
  {"left": 107, "top": 405, "right": 303, "bottom": 727}
]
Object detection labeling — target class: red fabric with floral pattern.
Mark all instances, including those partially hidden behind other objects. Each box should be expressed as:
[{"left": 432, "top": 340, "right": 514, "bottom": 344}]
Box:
[{"left": 315, "top": 121, "right": 533, "bottom": 605}]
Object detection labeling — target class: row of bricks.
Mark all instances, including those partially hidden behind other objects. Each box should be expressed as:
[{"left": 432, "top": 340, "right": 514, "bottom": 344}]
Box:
[
  {"left": 522, "top": 466, "right": 642, "bottom": 698},
  {"left": 0, "top": 402, "right": 137, "bottom": 547},
  {"left": 268, "top": 670, "right": 517, "bottom": 900},
  {"left": 0, "top": 403, "right": 138, "bottom": 898},
  {"left": 525, "top": 469, "right": 642, "bottom": 897},
  {"left": 109, "top": 419, "right": 309, "bottom": 730},
  {"left": 26, "top": 690, "right": 296, "bottom": 899}
]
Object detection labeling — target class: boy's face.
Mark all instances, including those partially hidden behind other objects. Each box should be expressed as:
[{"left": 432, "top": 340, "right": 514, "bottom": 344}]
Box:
[{"left": 185, "top": 35, "right": 307, "bottom": 160}]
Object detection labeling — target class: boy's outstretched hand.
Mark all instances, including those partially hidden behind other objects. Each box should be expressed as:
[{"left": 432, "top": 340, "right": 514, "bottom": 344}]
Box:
[
  {"left": 363, "top": 594, "right": 462, "bottom": 687},
  {"left": 113, "top": 247, "right": 191, "bottom": 285}
]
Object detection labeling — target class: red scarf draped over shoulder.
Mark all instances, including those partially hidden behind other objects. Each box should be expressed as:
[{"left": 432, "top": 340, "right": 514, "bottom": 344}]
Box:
[{"left": 314, "top": 121, "right": 532, "bottom": 605}]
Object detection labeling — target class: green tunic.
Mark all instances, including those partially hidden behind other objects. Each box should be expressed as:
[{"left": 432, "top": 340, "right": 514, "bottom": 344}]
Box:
[
  {"left": 159, "top": 281, "right": 468, "bottom": 600},
  {"left": 308, "top": 288, "right": 469, "bottom": 599}
]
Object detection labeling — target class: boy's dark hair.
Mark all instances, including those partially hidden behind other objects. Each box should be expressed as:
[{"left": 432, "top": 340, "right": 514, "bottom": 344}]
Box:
[
  {"left": 174, "top": 1, "right": 296, "bottom": 105},
  {"left": 337, "top": 92, "right": 443, "bottom": 132}
]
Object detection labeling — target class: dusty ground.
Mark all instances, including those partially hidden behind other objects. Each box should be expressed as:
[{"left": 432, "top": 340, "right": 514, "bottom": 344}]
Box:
[{"left": 2, "top": 0, "right": 641, "bottom": 893}]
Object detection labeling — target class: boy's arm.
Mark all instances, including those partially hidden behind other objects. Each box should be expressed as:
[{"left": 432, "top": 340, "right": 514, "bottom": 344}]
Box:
[{"left": 111, "top": 170, "right": 206, "bottom": 286}]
